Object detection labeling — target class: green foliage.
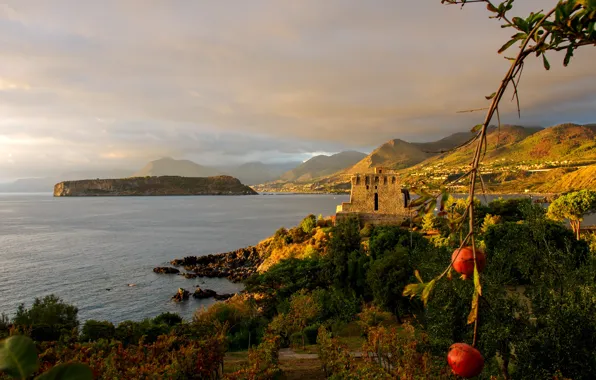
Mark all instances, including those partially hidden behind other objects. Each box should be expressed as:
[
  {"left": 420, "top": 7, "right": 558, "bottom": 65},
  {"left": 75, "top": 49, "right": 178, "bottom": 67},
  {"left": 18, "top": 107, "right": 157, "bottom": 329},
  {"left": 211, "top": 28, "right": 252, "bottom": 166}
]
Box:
[
  {"left": 302, "top": 324, "right": 320, "bottom": 345},
  {"left": 547, "top": 190, "right": 596, "bottom": 238},
  {"left": 0, "top": 335, "right": 39, "bottom": 379},
  {"left": 421, "top": 212, "right": 437, "bottom": 232},
  {"left": 488, "top": 197, "right": 531, "bottom": 222},
  {"left": 484, "top": 220, "right": 588, "bottom": 285},
  {"left": 13, "top": 295, "right": 79, "bottom": 342},
  {"left": 359, "top": 223, "right": 374, "bottom": 238},
  {"left": 300, "top": 214, "right": 317, "bottom": 234},
  {"left": 244, "top": 258, "right": 329, "bottom": 317},
  {"left": 582, "top": 232, "right": 596, "bottom": 255},
  {"left": 366, "top": 247, "right": 411, "bottom": 319},
  {"left": 36, "top": 363, "right": 93, "bottom": 380},
  {"left": 114, "top": 319, "right": 170, "bottom": 346},
  {"left": 327, "top": 217, "right": 362, "bottom": 288},
  {"left": 481, "top": 213, "right": 501, "bottom": 234},
  {"left": 311, "top": 288, "right": 361, "bottom": 323},
  {"left": 0, "top": 315, "right": 9, "bottom": 340},
  {"left": 80, "top": 320, "right": 115, "bottom": 342},
  {"left": 0, "top": 335, "right": 92, "bottom": 380},
  {"left": 152, "top": 312, "right": 183, "bottom": 327}
]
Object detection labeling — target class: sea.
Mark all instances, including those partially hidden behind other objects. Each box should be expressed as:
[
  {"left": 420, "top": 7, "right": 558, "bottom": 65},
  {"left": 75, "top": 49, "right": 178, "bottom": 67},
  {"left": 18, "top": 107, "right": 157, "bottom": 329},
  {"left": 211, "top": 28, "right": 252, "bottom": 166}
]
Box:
[{"left": 0, "top": 193, "right": 349, "bottom": 323}]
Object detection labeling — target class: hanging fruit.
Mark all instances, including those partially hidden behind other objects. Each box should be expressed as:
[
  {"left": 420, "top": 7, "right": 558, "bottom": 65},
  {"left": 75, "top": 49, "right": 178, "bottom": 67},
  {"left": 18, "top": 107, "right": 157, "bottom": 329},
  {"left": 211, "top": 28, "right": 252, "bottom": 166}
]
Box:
[
  {"left": 447, "top": 343, "right": 484, "bottom": 378},
  {"left": 451, "top": 246, "right": 486, "bottom": 279}
]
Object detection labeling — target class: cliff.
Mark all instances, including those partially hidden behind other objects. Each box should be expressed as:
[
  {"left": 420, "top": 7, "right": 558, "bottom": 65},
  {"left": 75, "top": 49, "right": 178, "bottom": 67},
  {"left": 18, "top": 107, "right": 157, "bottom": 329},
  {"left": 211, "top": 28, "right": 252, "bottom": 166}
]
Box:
[{"left": 53, "top": 176, "right": 258, "bottom": 197}]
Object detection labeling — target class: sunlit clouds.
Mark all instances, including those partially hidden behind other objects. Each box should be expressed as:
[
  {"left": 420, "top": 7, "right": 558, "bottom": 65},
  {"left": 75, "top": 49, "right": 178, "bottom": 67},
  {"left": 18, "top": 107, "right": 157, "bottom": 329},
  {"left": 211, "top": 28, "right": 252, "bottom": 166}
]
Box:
[{"left": 0, "top": 0, "right": 594, "bottom": 180}]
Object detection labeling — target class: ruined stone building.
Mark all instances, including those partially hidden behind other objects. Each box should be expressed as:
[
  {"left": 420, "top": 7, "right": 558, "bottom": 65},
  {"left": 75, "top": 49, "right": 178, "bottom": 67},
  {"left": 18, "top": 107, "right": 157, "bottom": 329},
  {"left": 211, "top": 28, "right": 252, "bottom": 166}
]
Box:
[{"left": 336, "top": 167, "right": 410, "bottom": 225}]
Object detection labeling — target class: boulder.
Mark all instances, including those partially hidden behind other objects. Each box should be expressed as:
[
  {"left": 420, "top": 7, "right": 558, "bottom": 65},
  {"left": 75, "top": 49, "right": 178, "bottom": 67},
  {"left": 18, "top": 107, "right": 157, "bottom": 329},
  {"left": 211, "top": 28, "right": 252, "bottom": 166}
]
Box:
[
  {"left": 172, "top": 288, "right": 190, "bottom": 302},
  {"left": 193, "top": 287, "right": 217, "bottom": 299},
  {"left": 214, "top": 293, "right": 234, "bottom": 301},
  {"left": 181, "top": 272, "right": 198, "bottom": 279},
  {"left": 153, "top": 267, "right": 180, "bottom": 274}
]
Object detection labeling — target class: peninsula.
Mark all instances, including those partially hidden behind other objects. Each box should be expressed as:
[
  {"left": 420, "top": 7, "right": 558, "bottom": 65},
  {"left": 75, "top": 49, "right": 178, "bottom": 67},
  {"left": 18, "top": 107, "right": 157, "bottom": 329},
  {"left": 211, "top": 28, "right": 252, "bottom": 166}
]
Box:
[{"left": 53, "top": 175, "right": 258, "bottom": 197}]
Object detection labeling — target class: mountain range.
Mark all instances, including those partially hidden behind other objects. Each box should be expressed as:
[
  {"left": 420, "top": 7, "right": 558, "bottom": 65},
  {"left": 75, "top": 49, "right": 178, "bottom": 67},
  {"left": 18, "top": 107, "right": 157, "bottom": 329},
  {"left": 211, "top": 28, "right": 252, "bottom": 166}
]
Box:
[{"left": 2, "top": 123, "right": 594, "bottom": 193}]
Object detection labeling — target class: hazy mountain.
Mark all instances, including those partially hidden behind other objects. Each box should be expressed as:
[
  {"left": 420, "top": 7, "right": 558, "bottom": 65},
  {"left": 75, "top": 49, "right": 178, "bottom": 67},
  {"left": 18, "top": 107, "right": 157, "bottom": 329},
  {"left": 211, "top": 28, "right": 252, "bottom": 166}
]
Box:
[
  {"left": 219, "top": 161, "right": 301, "bottom": 185},
  {"left": 133, "top": 157, "right": 221, "bottom": 178},
  {"left": 0, "top": 169, "right": 134, "bottom": 193},
  {"left": 279, "top": 151, "right": 367, "bottom": 182}
]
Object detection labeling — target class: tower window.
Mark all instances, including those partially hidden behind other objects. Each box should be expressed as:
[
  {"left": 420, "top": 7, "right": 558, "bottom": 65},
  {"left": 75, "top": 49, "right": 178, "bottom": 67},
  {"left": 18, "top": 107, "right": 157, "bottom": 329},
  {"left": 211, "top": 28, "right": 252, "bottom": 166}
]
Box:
[{"left": 374, "top": 193, "right": 379, "bottom": 211}]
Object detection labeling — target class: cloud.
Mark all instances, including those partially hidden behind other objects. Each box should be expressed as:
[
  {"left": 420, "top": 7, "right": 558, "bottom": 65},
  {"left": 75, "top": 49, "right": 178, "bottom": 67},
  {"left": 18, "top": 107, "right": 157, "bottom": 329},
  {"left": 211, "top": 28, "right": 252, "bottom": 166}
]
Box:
[{"left": 0, "top": 0, "right": 594, "bottom": 179}]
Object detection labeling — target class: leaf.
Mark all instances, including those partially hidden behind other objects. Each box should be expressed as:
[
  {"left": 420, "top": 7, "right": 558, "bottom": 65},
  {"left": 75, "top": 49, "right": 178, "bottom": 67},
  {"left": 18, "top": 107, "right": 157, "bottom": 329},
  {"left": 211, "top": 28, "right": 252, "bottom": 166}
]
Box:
[
  {"left": 467, "top": 291, "right": 480, "bottom": 325},
  {"left": 486, "top": 3, "right": 499, "bottom": 13},
  {"left": 512, "top": 17, "right": 529, "bottom": 32},
  {"left": 421, "top": 279, "right": 436, "bottom": 306},
  {"left": 471, "top": 124, "right": 483, "bottom": 133},
  {"left": 485, "top": 92, "right": 496, "bottom": 100},
  {"left": 414, "top": 270, "right": 424, "bottom": 283},
  {"left": 498, "top": 38, "right": 519, "bottom": 54},
  {"left": 542, "top": 54, "right": 551, "bottom": 70},
  {"left": 473, "top": 262, "right": 482, "bottom": 297},
  {"left": 36, "top": 363, "right": 93, "bottom": 380},
  {"left": 403, "top": 283, "right": 425, "bottom": 299},
  {"left": 0, "top": 335, "right": 39, "bottom": 379},
  {"left": 564, "top": 46, "right": 574, "bottom": 67}
]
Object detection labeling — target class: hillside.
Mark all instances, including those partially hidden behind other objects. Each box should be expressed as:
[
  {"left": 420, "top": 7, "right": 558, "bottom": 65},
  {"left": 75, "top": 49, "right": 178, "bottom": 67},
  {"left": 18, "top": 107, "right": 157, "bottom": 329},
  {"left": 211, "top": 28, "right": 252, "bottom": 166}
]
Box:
[
  {"left": 417, "top": 125, "right": 544, "bottom": 167},
  {"left": 506, "top": 123, "right": 596, "bottom": 162},
  {"left": 279, "top": 151, "right": 367, "bottom": 182},
  {"left": 53, "top": 176, "right": 257, "bottom": 196},
  {"left": 133, "top": 157, "right": 221, "bottom": 177},
  {"left": 345, "top": 140, "right": 432, "bottom": 174}
]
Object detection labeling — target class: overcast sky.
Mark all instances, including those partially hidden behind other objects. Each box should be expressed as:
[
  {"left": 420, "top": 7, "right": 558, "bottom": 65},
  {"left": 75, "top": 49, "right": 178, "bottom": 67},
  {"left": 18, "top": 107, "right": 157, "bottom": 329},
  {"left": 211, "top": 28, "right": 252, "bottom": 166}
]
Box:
[{"left": 1, "top": 1, "right": 595, "bottom": 180}]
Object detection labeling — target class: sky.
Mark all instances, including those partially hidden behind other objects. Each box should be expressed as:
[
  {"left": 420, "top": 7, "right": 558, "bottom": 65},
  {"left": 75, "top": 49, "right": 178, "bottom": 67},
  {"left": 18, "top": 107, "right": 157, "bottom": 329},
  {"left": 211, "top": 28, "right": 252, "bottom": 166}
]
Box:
[{"left": 1, "top": 0, "right": 595, "bottom": 180}]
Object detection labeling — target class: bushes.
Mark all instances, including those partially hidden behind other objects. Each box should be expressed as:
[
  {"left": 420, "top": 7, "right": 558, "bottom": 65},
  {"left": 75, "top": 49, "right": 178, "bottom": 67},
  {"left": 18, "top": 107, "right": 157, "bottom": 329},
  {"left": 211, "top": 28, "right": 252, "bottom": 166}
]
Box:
[
  {"left": 80, "top": 320, "right": 115, "bottom": 342},
  {"left": 13, "top": 295, "right": 79, "bottom": 342},
  {"left": 153, "top": 312, "right": 182, "bottom": 327},
  {"left": 366, "top": 247, "right": 411, "bottom": 320},
  {"left": 300, "top": 214, "right": 317, "bottom": 234}
]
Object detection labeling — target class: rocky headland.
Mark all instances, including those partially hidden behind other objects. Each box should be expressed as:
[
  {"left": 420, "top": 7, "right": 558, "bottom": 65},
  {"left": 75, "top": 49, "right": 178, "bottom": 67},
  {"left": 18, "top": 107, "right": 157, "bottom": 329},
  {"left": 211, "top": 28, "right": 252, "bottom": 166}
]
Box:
[{"left": 53, "top": 175, "right": 258, "bottom": 197}]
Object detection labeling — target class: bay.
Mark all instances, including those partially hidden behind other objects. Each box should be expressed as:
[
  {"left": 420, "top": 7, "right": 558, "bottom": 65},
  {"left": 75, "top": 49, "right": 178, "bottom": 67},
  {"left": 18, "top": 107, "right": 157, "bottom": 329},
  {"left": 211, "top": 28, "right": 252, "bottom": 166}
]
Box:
[{"left": 0, "top": 193, "right": 348, "bottom": 323}]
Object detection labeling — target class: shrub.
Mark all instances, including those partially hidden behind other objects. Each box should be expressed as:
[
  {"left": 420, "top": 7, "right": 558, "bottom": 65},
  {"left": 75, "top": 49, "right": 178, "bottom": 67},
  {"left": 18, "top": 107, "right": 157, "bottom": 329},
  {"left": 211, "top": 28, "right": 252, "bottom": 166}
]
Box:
[
  {"left": 153, "top": 312, "right": 183, "bottom": 326},
  {"left": 488, "top": 197, "right": 532, "bottom": 222},
  {"left": 581, "top": 232, "right": 596, "bottom": 255},
  {"left": 303, "top": 324, "right": 320, "bottom": 345},
  {"left": 80, "top": 320, "right": 115, "bottom": 342},
  {"left": 0, "top": 313, "right": 10, "bottom": 339},
  {"left": 360, "top": 223, "right": 374, "bottom": 238},
  {"left": 366, "top": 247, "right": 411, "bottom": 320},
  {"left": 311, "top": 287, "right": 361, "bottom": 323},
  {"left": 300, "top": 214, "right": 317, "bottom": 234},
  {"left": 13, "top": 295, "right": 79, "bottom": 342}
]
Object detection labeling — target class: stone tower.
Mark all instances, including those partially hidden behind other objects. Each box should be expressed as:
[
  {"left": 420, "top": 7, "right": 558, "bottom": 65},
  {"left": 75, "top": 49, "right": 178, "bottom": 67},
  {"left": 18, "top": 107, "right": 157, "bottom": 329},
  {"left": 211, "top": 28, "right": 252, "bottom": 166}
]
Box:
[{"left": 336, "top": 167, "right": 410, "bottom": 225}]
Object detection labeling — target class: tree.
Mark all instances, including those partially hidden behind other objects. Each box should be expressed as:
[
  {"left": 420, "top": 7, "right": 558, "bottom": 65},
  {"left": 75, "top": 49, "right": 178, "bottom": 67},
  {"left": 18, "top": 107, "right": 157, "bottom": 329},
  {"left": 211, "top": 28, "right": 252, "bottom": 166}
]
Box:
[
  {"left": 547, "top": 190, "right": 596, "bottom": 239},
  {"left": 366, "top": 248, "right": 411, "bottom": 322},
  {"left": 13, "top": 295, "right": 79, "bottom": 342},
  {"left": 288, "top": 290, "right": 321, "bottom": 349}
]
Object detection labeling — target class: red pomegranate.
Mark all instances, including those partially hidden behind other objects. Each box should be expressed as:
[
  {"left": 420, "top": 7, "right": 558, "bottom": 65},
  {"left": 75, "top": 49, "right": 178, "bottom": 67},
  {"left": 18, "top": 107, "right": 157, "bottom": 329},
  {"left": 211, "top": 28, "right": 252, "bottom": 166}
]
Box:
[
  {"left": 447, "top": 343, "right": 484, "bottom": 378},
  {"left": 451, "top": 246, "right": 486, "bottom": 279}
]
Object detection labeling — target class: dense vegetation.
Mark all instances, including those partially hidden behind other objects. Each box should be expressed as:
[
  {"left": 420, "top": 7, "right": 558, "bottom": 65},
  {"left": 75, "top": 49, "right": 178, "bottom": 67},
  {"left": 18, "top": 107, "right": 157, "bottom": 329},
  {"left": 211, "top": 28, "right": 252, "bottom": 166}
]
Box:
[{"left": 2, "top": 198, "right": 595, "bottom": 379}]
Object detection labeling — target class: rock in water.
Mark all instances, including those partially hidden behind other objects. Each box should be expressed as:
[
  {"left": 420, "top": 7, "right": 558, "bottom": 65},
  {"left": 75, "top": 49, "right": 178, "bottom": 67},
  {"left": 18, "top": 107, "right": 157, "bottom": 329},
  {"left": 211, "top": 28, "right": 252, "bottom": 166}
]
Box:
[
  {"left": 172, "top": 288, "right": 190, "bottom": 302},
  {"left": 193, "top": 288, "right": 217, "bottom": 299},
  {"left": 153, "top": 267, "right": 180, "bottom": 274},
  {"left": 214, "top": 293, "right": 234, "bottom": 301}
]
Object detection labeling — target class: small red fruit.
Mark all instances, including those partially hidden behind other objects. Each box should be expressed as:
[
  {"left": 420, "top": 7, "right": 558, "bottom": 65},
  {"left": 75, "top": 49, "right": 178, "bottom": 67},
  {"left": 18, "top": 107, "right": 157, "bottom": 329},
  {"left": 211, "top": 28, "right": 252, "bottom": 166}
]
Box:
[
  {"left": 452, "top": 246, "right": 486, "bottom": 279},
  {"left": 447, "top": 343, "right": 484, "bottom": 378}
]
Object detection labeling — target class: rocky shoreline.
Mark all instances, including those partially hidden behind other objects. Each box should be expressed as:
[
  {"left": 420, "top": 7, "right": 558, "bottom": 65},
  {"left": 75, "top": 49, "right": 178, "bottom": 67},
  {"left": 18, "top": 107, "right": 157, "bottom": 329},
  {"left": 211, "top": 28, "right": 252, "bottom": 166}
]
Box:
[{"left": 168, "top": 246, "right": 264, "bottom": 282}]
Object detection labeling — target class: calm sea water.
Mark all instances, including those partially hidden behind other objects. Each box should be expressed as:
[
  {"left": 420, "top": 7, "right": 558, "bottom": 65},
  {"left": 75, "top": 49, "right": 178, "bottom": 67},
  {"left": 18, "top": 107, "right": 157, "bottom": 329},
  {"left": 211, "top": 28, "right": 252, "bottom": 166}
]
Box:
[{"left": 0, "top": 193, "right": 348, "bottom": 323}]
